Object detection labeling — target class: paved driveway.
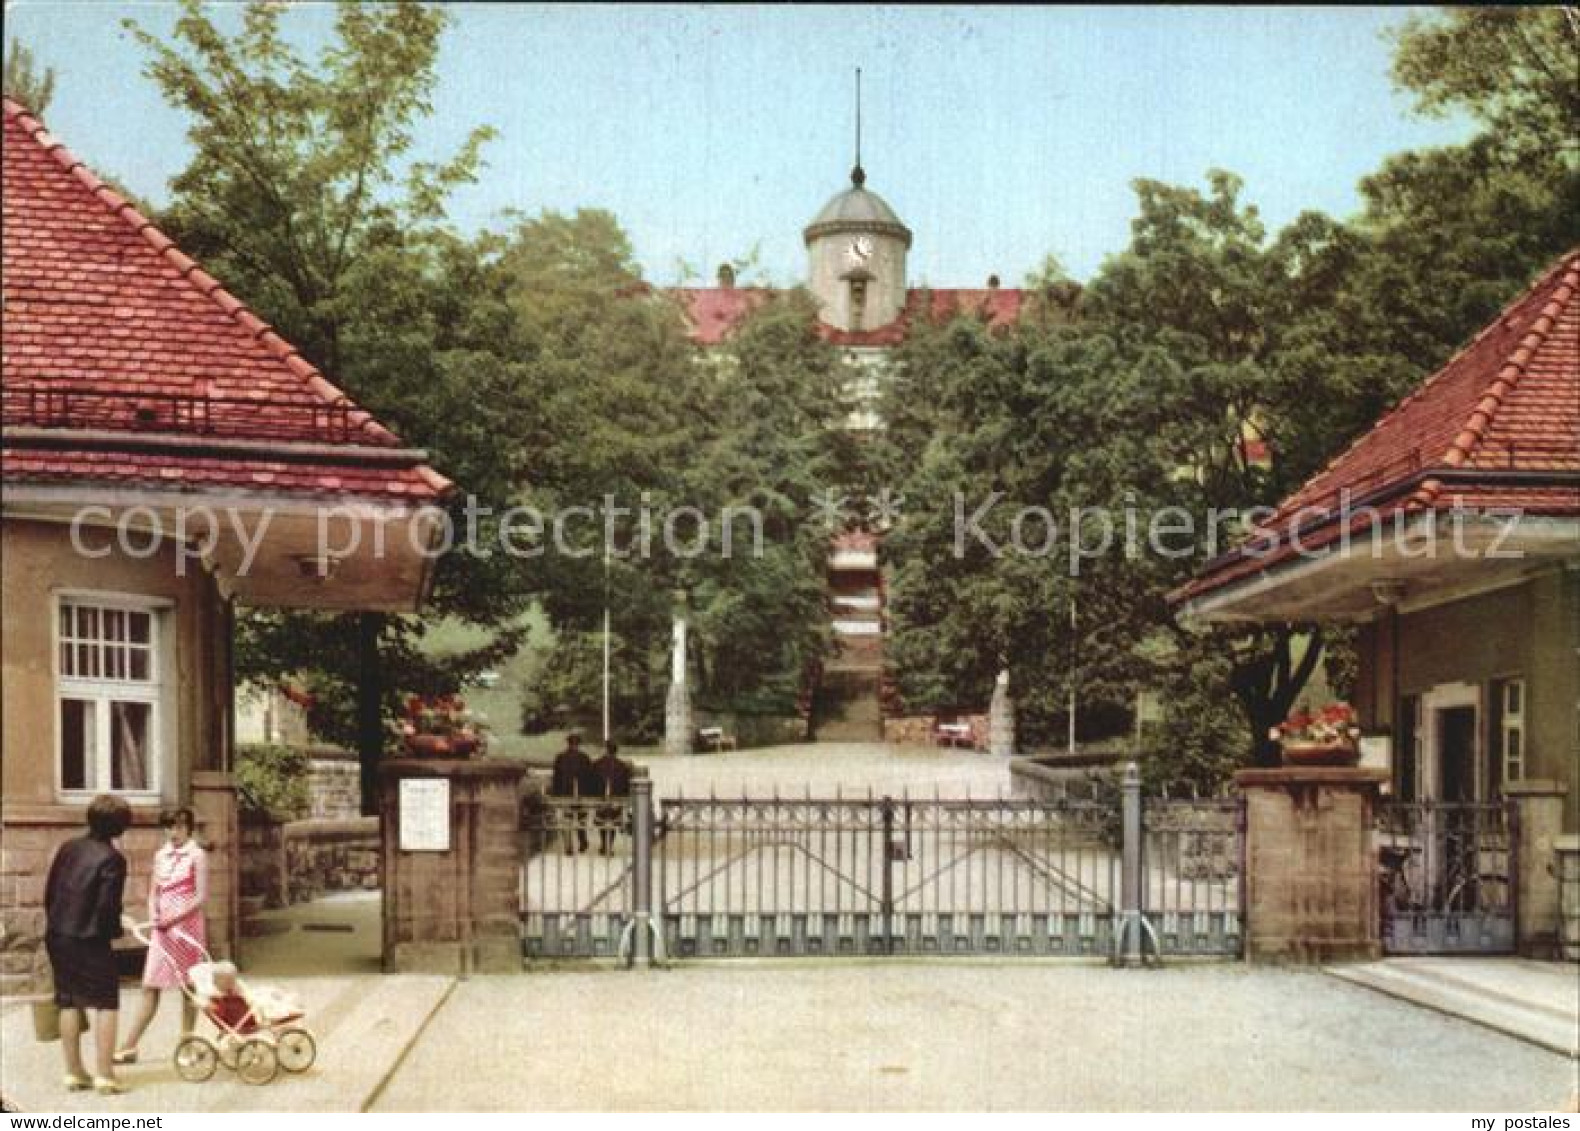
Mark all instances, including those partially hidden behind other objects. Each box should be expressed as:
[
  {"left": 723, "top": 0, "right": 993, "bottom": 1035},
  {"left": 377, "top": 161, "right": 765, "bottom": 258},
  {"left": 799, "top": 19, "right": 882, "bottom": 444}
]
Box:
[
  {"left": 636, "top": 741, "right": 1018, "bottom": 799},
  {"left": 374, "top": 961, "right": 1577, "bottom": 1112}
]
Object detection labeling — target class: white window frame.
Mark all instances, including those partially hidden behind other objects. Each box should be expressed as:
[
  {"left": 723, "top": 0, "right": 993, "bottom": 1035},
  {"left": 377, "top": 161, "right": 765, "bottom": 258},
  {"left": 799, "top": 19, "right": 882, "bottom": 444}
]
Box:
[
  {"left": 1499, "top": 678, "right": 1526, "bottom": 786},
  {"left": 53, "top": 591, "right": 173, "bottom": 804}
]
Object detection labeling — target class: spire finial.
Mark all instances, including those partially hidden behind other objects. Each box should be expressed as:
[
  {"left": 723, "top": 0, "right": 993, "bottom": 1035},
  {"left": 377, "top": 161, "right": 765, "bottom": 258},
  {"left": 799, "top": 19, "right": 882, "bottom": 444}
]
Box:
[{"left": 851, "top": 67, "right": 865, "bottom": 187}]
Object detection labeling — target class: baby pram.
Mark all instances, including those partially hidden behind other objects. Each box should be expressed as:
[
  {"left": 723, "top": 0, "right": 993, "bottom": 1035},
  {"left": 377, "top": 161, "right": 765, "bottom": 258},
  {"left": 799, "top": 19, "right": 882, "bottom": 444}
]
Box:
[{"left": 139, "top": 925, "right": 317, "bottom": 1085}]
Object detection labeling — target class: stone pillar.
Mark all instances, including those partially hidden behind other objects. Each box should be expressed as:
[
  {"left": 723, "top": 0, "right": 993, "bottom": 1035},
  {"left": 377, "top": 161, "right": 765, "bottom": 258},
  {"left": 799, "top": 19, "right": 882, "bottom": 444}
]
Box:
[
  {"left": 1235, "top": 767, "right": 1388, "bottom": 963},
  {"left": 664, "top": 599, "right": 693, "bottom": 758},
  {"left": 380, "top": 758, "right": 526, "bottom": 974},
  {"left": 193, "top": 771, "right": 239, "bottom": 961},
  {"left": 989, "top": 668, "right": 1015, "bottom": 757},
  {"left": 1504, "top": 779, "right": 1569, "bottom": 958}
]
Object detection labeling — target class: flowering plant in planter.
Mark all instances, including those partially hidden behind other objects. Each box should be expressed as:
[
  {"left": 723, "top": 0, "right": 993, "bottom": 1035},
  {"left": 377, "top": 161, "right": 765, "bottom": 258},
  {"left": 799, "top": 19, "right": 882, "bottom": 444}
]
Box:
[
  {"left": 1269, "top": 702, "right": 1362, "bottom": 765},
  {"left": 400, "top": 694, "right": 485, "bottom": 757}
]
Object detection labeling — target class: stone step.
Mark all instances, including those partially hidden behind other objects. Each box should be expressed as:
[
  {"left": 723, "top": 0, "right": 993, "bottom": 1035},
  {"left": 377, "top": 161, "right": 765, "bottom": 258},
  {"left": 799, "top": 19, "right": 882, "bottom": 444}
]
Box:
[
  {"left": 825, "top": 658, "right": 883, "bottom": 675},
  {"left": 815, "top": 717, "right": 885, "bottom": 741},
  {"left": 1325, "top": 961, "right": 1580, "bottom": 1058}
]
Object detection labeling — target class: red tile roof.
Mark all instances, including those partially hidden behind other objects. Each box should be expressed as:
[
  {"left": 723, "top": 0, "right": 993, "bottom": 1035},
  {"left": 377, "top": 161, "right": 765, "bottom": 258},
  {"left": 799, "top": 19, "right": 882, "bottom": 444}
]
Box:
[
  {"left": 1176, "top": 249, "right": 1580, "bottom": 604},
  {"left": 1, "top": 98, "right": 451, "bottom": 503},
  {"left": 673, "top": 285, "right": 1024, "bottom": 347},
  {"left": 673, "top": 287, "right": 774, "bottom": 345}
]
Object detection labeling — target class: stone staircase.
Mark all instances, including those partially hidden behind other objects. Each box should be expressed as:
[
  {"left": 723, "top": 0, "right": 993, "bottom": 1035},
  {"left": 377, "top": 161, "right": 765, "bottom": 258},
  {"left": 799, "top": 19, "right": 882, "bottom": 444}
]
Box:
[
  {"left": 815, "top": 532, "right": 885, "bottom": 741},
  {"left": 813, "top": 666, "right": 884, "bottom": 741}
]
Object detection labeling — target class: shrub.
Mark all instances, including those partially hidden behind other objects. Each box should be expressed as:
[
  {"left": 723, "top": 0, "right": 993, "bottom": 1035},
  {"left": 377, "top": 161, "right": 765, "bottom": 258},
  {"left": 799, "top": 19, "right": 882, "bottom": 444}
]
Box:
[{"left": 235, "top": 743, "right": 309, "bottom": 821}]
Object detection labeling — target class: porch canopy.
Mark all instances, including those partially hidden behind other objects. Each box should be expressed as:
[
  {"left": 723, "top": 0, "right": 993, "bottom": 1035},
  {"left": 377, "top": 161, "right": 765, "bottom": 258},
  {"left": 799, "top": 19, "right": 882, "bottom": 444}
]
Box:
[
  {"left": 1174, "top": 250, "right": 1580, "bottom": 625},
  {"left": 0, "top": 99, "right": 453, "bottom": 612}
]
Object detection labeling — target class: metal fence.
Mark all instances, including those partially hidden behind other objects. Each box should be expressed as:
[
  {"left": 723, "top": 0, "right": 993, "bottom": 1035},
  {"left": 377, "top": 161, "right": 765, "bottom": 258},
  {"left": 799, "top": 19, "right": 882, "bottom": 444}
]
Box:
[
  {"left": 519, "top": 767, "right": 1244, "bottom": 965},
  {"left": 1143, "top": 797, "right": 1245, "bottom": 957},
  {"left": 520, "top": 795, "right": 635, "bottom": 960},
  {"left": 1376, "top": 799, "right": 1516, "bottom": 955}
]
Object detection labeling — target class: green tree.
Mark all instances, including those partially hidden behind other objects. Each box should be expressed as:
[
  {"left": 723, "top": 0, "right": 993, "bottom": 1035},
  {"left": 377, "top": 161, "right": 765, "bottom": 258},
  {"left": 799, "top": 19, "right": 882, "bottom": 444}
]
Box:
[
  {"left": 685, "top": 290, "right": 856, "bottom": 717},
  {"left": 486, "top": 216, "right": 847, "bottom": 738},
  {"left": 3, "top": 37, "right": 56, "bottom": 112},
  {"left": 129, "top": 0, "right": 525, "bottom": 809},
  {"left": 1390, "top": 7, "right": 1580, "bottom": 163}
]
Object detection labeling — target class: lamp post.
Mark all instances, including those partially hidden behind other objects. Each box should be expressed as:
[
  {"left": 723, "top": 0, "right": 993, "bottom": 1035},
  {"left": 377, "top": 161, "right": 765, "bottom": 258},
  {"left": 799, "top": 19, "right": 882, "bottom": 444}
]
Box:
[{"left": 602, "top": 543, "right": 612, "bottom": 745}]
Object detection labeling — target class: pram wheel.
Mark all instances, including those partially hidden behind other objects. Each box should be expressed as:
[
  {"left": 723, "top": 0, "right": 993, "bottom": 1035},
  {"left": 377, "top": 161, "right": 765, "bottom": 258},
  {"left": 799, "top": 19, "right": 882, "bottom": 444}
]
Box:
[
  {"left": 276, "top": 1027, "right": 316, "bottom": 1073},
  {"left": 174, "top": 1036, "right": 218, "bottom": 1083},
  {"left": 235, "top": 1036, "right": 279, "bottom": 1085}
]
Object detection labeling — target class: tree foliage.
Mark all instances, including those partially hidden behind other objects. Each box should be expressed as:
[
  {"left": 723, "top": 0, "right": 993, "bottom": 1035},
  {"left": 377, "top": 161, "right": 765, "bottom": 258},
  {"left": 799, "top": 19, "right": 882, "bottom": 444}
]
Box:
[
  {"left": 3, "top": 37, "right": 55, "bottom": 112},
  {"left": 879, "top": 75, "right": 1577, "bottom": 780},
  {"left": 1391, "top": 7, "right": 1580, "bottom": 164},
  {"left": 129, "top": 1, "right": 525, "bottom": 803}
]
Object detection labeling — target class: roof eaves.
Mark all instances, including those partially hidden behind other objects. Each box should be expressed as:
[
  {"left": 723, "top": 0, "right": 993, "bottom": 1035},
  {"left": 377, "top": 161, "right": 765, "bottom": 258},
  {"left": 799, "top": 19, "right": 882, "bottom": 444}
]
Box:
[
  {"left": 1273, "top": 250, "right": 1580, "bottom": 518},
  {"left": 1441, "top": 260, "right": 1579, "bottom": 472},
  {"left": 3, "top": 97, "right": 402, "bottom": 450}
]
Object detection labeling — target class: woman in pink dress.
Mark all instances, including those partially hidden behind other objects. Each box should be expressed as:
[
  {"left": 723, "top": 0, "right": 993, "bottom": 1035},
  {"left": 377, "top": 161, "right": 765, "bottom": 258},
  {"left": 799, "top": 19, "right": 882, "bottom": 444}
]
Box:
[{"left": 114, "top": 808, "right": 207, "bottom": 1063}]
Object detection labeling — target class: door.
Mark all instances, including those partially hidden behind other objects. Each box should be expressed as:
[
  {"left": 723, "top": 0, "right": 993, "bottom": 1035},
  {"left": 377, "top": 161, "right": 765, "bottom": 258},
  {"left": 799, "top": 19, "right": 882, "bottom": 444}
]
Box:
[
  {"left": 1419, "top": 682, "right": 1482, "bottom": 803},
  {"left": 1437, "top": 706, "right": 1477, "bottom": 802}
]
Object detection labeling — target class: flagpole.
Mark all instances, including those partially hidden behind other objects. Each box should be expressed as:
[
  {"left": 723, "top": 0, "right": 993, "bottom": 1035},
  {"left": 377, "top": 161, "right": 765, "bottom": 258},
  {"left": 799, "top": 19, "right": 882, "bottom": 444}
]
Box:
[
  {"left": 1067, "top": 595, "right": 1078, "bottom": 755},
  {"left": 602, "top": 542, "right": 611, "bottom": 745}
]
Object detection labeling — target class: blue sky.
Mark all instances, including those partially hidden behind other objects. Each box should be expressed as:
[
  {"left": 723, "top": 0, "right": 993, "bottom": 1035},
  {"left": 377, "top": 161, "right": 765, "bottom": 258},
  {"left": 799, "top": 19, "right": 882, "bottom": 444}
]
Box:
[{"left": 6, "top": 3, "right": 1473, "bottom": 286}]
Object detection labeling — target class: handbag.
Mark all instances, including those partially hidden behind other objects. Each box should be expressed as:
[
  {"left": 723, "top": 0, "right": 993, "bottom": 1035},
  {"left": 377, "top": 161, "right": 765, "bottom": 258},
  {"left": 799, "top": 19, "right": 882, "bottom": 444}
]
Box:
[
  {"left": 30, "top": 996, "right": 59, "bottom": 1043},
  {"left": 30, "top": 993, "right": 88, "bottom": 1043}
]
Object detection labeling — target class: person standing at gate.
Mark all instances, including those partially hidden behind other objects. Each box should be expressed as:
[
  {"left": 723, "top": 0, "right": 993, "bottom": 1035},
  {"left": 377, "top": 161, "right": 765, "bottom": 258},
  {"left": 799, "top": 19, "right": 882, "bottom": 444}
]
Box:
[
  {"left": 593, "top": 740, "right": 634, "bottom": 855},
  {"left": 549, "top": 732, "right": 596, "bottom": 854},
  {"left": 114, "top": 808, "right": 207, "bottom": 1065},
  {"left": 44, "top": 794, "right": 132, "bottom": 1095}
]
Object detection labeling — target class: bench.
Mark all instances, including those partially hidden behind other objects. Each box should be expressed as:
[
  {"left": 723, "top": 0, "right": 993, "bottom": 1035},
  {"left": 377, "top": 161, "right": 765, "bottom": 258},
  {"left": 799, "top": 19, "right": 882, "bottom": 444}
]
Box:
[
  {"left": 934, "top": 721, "right": 973, "bottom": 749},
  {"left": 698, "top": 726, "right": 738, "bottom": 752}
]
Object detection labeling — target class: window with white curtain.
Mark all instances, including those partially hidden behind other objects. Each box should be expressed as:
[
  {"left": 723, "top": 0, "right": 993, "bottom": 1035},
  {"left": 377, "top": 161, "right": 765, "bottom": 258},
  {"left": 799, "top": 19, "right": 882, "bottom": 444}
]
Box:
[{"left": 56, "top": 596, "right": 167, "bottom": 800}]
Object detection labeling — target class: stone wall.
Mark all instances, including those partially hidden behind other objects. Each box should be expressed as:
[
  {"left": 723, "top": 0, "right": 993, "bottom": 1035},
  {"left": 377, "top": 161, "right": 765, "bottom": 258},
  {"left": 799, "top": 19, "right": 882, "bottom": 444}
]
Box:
[
  {"left": 306, "top": 749, "right": 362, "bottom": 821},
  {"left": 1, "top": 816, "right": 234, "bottom": 996},
  {"left": 287, "top": 818, "right": 380, "bottom": 902},
  {"left": 1009, "top": 756, "right": 1120, "bottom": 800},
  {"left": 239, "top": 813, "right": 288, "bottom": 909},
  {"left": 238, "top": 813, "right": 380, "bottom": 908}
]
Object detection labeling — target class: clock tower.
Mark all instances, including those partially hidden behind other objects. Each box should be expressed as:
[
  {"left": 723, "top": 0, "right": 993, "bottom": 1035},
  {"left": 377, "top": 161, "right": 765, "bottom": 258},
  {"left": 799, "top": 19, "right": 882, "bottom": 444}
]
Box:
[{"left": 804, "top": 163, "right": 912, "bottom": 333}]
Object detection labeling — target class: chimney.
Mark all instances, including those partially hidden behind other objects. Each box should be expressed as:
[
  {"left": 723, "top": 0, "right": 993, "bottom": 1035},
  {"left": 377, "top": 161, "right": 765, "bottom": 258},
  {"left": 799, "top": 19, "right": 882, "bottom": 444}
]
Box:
[{"left": 717, "top": 263, "right": 736, "bottom": 289}]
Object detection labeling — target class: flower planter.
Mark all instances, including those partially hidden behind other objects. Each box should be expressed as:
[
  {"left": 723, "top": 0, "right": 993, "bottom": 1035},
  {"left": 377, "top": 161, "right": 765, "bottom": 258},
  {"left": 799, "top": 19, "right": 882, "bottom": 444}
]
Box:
[
  {"left": 402, "top": 732, "right": 481, "bottom": 759},
  {"left": 1280, "top": 740, "right": 1359, "bottom": 768},
  {"left": 404, "top": 734, "right": 454, "bottom": 758}
]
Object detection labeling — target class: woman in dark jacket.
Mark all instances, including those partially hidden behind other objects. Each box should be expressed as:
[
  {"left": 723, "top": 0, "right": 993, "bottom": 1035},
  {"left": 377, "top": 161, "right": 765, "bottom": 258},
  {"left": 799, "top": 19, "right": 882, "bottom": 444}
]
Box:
[{"left": 44, "top": 794, "right": 132, "bottom": 1095}]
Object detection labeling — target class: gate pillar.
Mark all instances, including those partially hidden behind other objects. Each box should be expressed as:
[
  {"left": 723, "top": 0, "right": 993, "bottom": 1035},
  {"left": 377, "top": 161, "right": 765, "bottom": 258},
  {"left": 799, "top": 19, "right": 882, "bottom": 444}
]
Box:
[
  {"left": 1505, "top": 779, "right": 1568, "bottom": 958},
  {"left": 379, "top": 757, "right": 526, "bottom": 974},
  {"left": 1235, "top": 766, "right": 1387, "bottom": 964}
]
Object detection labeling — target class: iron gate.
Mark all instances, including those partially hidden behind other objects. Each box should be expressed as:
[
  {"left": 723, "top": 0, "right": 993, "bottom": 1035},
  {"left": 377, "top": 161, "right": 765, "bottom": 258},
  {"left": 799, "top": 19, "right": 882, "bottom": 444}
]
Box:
[
  {"left": 520, "top": 769, "right": 1243, "bottom": 963},
  {"left": 520, "top": 795, "right": 635, "bottom": 959},
  {"left": 1377, "top": 799, "right": 1517, "bottom": 954},
  {"left": 659, "top": 792, "right": 1118, "bottom": 958}
]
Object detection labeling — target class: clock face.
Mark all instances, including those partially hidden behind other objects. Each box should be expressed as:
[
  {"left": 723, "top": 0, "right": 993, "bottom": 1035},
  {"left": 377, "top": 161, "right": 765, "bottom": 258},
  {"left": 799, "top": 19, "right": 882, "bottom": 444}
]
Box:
[{"left": 847, "top": 235, "right": 874, "bottom": 263}]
